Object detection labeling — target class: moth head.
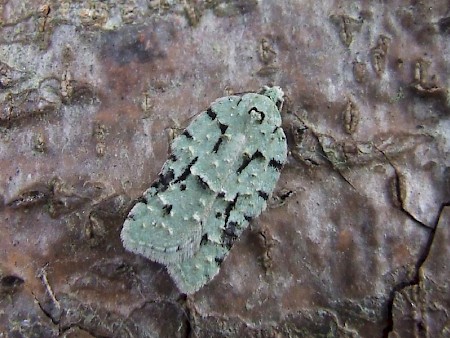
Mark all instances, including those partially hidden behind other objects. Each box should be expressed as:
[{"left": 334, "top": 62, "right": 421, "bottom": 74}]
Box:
[{"left": 261, "top": 86, "right": 284, "bottom": 110}]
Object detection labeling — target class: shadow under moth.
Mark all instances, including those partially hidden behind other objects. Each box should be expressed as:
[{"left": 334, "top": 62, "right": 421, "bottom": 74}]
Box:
[{"left": 121, "top": 86, "right": 287, "bottom": 294}]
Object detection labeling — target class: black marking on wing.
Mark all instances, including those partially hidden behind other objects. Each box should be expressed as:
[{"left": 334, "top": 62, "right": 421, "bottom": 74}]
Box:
[
  {"left": 174, "top": 157, "right": 198, "bottom": 184},
  {"left": 223, "top": 194, "right": 238, "bottom": 226},
  {"left": 275, "top": 99, "right": 282, "bottom": 110},
  {"left": 206, "top": 108, "right": 217, "bottom": 120},
  {"left": 182, "top": 130, "right": 193, "bottom": 139},
  {"left": 151, "top": 169, "right": 175, "bottom": 192},
  {"left": 212, "top": 123, "right": 229, "bottom": 153},
  {"left": 127, "top": 214, "right": 136, "bottom": 221},
  {"left": 258, "top": 190, "right": 269, "bottom": 200},
  {"left": 137, "top": 195, "right": 149, "bottom": 204},
  {"left": 269, "top": 159, "right": 283, "bottom": 171},
  {"left": 221, "top": 194, "right": 240, "bottom": 249},
  {"left": 212, "top": 137, "right": 223, "bottom": 153},
  {"left": 225, "top": 193, "right": 239, "bottom": 224},
  {"left": 162, "top": 204, "right": 172, "bottom": 215},
  {"left": 248, "top": 107, "right": 265, "bottom": 124},
  {"left": 272, "top": 126, "right": 287, "bottom": 141},
  {"left": 218, "top": 122, "right": 228, "bottom": 134},
  {"left": 236, "top": 153, "right": 251, "bottom": 174},
  {"left": 236, "top": 150, "right": 265, "bottom": 174},
  {"left": 223, "top": 221, "right": 238, "bottom": 249},
  {"left": 160, "top": 169, "right": 175, "bottom": 186},
  {"left": 253, "top": 150, "right": 264, "bottom": 159},
  {"left": 197, "top": 175, "right": 210, "bottom": 190},
  {"left": 200, "top": 234, "right": 208, "bottom": 245}
]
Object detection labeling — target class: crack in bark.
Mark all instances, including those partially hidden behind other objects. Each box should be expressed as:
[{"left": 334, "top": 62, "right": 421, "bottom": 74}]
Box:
[
  {"left": 311, "top": 130, "right": 357, "bottom": 190},
  {"left": 321, "top": 309, "right": 360, "bottom": 336},
  {"left": 175, "top": 294, "right": 196, "bottom": 338},
  {"left": 391, "top": 167, "right": 434, "bottom": 230},
  {"left": 34, "top": 294, "right": 59, "bottom": 325},
  {"left": 34, "top": 293, "right": 104, "bottom": 338},
  {"left": 59, "top": 324, "right": 106, "bottom": 338},
  {"left": 381, "top": 202, "right": 450, "bottom": 338},
  {"left": 36, "top": 264, "right": 61, "bottom": 325},
  {"left": 114, "top": 295, "right": 194, "bottom": 338},
  {"left": 34, "top": 271, "right": 187, "bottom": 338},
  {"left": 376, "top": 146, "right": 434, "bottom": 231},
  {"left": 368, "top": 145, "right": 448, "bottom": 337},
  {"left": 35, "top": 266, "right": 104, "bottom": 338}
]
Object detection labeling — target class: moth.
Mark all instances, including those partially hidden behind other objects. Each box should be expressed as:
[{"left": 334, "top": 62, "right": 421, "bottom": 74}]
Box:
[{"left": 121, "top": 86, "right": 287, "bottom": 294}]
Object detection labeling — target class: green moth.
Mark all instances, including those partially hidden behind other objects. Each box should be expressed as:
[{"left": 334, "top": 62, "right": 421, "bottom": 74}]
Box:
[{"left": 121, "top": 86, "right": 287, "bottom": 294}]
